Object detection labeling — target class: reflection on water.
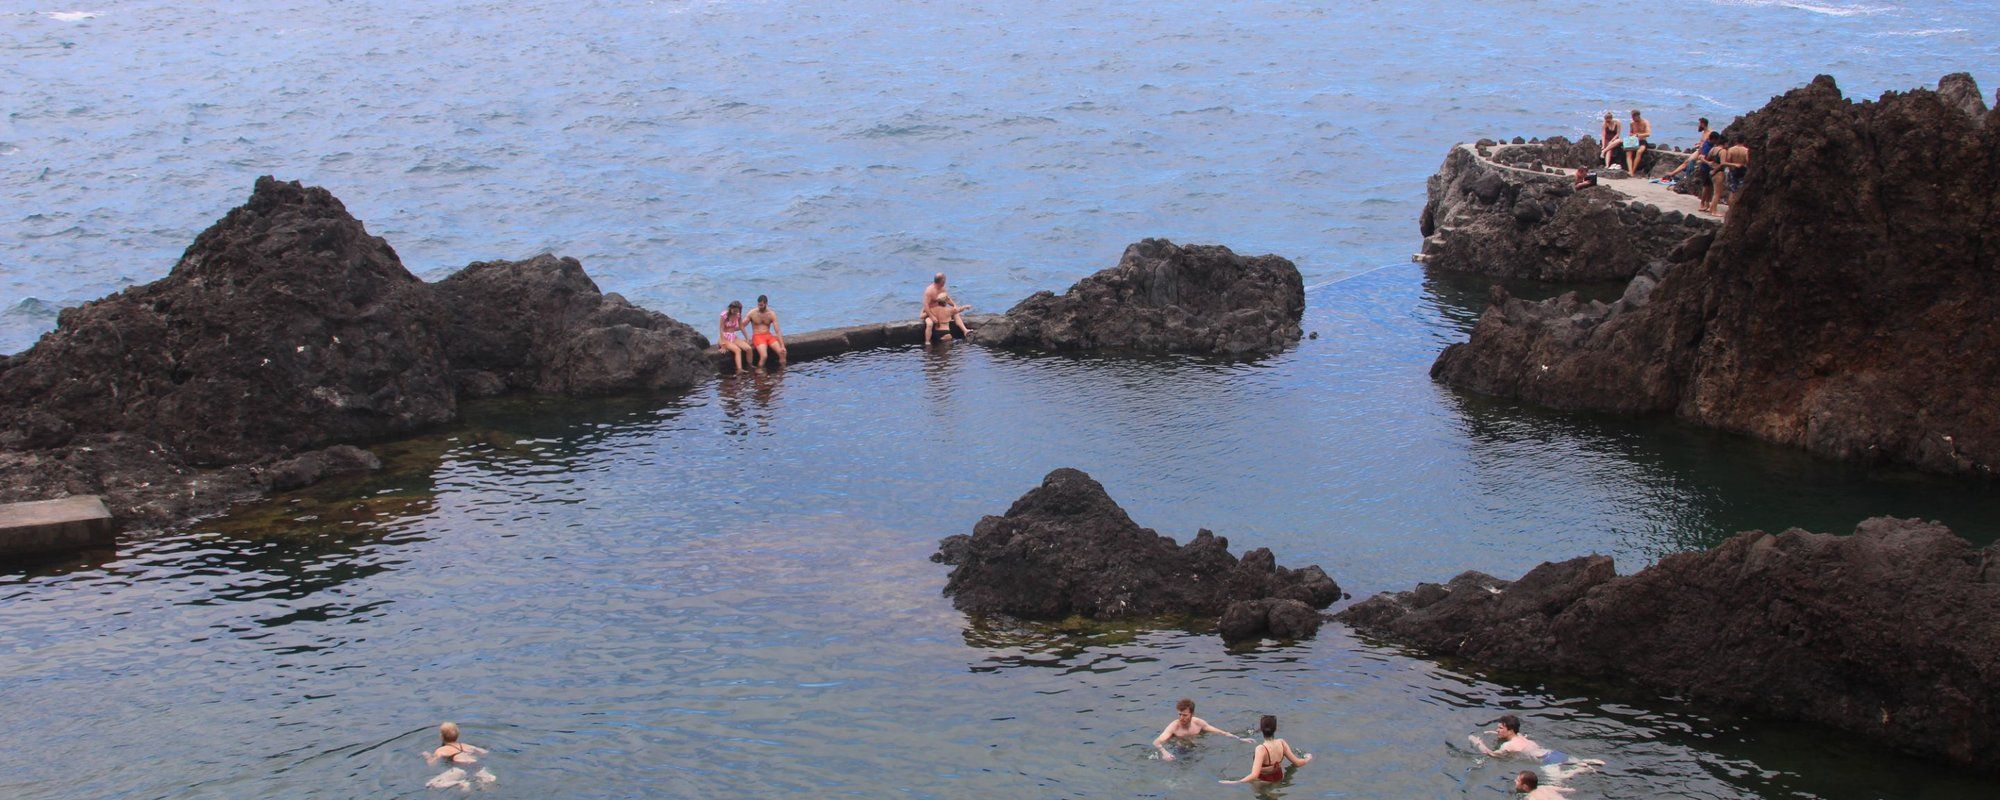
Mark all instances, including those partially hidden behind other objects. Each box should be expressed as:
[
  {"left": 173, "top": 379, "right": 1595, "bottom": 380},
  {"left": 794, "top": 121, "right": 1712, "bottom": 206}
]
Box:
[{"left": 3, "top": 270, "right": 1999, "bottom": 799}]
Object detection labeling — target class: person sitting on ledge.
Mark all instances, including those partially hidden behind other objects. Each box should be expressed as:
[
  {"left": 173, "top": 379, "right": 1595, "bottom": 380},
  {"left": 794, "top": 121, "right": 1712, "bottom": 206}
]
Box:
[
  {"left": 1598, "top": 111, "right": 1623, "bottom": 169},
  {"left": 1468, "top": 715, "right": 1604, "bottom": 781},
  {"left": 1514, "top": 770, "right": 1572, "bottom": 799},
  {"left": 1153, "top": 697, "right": 1251, "bottom": 761},
  {"left": 747, "top": 294, "right": 787, "bottom": 368},
  {"left": 1625, "top": 109, "right": 1652, "bottom": 174},
  {"left": 1656, "top": 118, "right": 1712, "bottom": 186},
  {"left": 717, "top": 300, "right": 752, "bottom": 373},
  {"left": 1573, "top": 165, "right": 1597, "bottom": 191},
  {"left": 926, "top": 292, "right": 971, "bottom": 345},
  {"left": 1220, "top": 714, "right": 1311, "bottom": 785}
]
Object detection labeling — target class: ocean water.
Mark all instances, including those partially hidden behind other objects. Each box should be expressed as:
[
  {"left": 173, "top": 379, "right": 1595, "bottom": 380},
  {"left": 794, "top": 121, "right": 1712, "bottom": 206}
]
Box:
[{"left": 3, "top": 2, "right": 1999, "bottom": 798}]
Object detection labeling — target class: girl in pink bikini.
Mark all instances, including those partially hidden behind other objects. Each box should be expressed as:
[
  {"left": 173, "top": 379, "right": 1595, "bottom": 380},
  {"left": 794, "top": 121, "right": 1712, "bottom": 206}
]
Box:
[{"left": 718, "top": 300, "right": 752, "bottom": 373}]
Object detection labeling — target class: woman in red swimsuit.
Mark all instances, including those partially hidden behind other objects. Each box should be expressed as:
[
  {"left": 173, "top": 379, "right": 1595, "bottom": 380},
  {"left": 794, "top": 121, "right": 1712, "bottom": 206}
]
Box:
[{"left": 1221, "top": 714, "right": 1312, "bottom": 785}]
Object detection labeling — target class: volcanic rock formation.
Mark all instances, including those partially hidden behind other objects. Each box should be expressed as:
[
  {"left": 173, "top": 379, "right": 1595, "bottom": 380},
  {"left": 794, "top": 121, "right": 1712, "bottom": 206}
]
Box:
[
  {"left": 970, "top": 239, "right": 1305, "bottom": 356},
  {"left": 0, "top": 177, "right": 709, "bottom": 530},
  {"left": 1420, "top": 141, "right": 1714, "bottom": 281},
  {"left": 932, "top": 468, "right": 1342, "bottom": 644},
  {"left": 1432, "top": 74, "right": 2000, "bottom": 475},
  {"left": 1337, "top": 518, "right": 2000, "bottom": 772}
]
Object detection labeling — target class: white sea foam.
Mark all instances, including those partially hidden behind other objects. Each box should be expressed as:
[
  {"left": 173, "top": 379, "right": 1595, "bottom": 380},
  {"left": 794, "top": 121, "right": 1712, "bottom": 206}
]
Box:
[
  {"left": 1869, "top": 28, "right": 1967, "bottom": 37},
  {"left": 1711, "top": 0, "right": 1894, "bottom": 16},
  {"left": 46, "top": 11, "right": 100, "bottom": 22}
]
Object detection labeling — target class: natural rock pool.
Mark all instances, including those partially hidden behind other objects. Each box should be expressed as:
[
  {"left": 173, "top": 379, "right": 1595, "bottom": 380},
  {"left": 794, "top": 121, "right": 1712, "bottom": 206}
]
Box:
[{"left": 7, "top": 270, "right": 1997, "bottom": 799}]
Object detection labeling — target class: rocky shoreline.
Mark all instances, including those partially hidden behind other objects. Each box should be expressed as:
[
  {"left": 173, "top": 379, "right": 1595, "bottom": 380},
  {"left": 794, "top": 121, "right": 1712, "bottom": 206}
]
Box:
[
  {"left": 1429, "top": 73, "right": 2000, "bottom": 476},
  {"left": 1338, "top": 517, "right": 2000, "bottom": 772}
]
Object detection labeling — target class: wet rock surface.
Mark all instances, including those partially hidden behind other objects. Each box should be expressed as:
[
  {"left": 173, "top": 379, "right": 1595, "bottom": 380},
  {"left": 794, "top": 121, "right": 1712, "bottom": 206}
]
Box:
[
  {"left": 1433, "top": 74, "right": 2000, "bottom": 475},
  {"left": 1338, "top": 518, "right": 2000, "bottom": 772},
  {"left": 0, "top": 177, "right": 709, "bottom": 533},
  {"left": 932, "top": 468, "right": 1341, "bottom": 642},
  {"left": 970, "top": 239, "right": 1304, "bottom": 356},
  {"left": 1419, "top": 146, "right": 1713, "bottom": 282},
  {"left": 434, "top": 254, "right": 709, "bottom": 397}
]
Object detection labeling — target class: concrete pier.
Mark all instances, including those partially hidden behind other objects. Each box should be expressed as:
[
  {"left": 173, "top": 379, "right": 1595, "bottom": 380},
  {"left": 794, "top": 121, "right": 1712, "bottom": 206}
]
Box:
[
  {"left": 706, "top": 313, "right": 999, "bottom": 371},
  {"left": 0, "top": 496, "right": 114, "bottom": 558}
]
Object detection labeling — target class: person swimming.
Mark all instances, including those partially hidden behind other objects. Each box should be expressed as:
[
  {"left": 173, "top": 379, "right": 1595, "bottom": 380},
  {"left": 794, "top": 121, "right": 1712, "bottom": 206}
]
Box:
[
  {"left": 1153, "top": 698, "right": 1251, "bottom": 760},
  {"left": 1514, "top": 769, "right": 1574, "bottom": 798},
  {"left": 1468, "top": 715, "right": 1603, "bottom": 781},
  {"left": 423, "top": 722, "right": 496, "bottom": 791},
  {"left": 1220, "top": 714, "right": 1311, "bottom": 785}
]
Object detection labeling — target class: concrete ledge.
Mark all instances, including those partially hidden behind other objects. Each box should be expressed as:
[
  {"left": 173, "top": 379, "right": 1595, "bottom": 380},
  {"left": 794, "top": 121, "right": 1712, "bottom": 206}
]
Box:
[
  {"left": 0, "top": 496, "right": 114, "bottom": 559},
  {"left": 708, "top": 313, "right": 1000, "bottom": 371}
]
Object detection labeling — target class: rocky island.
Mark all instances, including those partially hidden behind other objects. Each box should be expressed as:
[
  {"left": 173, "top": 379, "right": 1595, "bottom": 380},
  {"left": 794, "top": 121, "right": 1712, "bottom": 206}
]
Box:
[
  {"left": 0, "top": 177, "right": 711, "bottom": 530},
  {"left": 1429, "top": 74, "right": 1999, "bottom": 475},
  {"left": 971, "top": 238, "right": 1305, "bottom": 356},
  {"left": 932, "top": 468, "right": 1342, "bottom": 644}
]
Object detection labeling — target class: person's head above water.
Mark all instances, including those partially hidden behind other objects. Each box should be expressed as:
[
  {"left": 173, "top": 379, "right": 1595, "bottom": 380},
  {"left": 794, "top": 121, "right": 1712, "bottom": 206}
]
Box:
[
  {"left": 439, "top": 722, "right": 460, "bottom": 744},
  {"left": 1259, "top": 714, "right": 1278, "bottom": 739},
  {"left": 1514, "top": 770, "right": 1539, "bottom": 792},
  {"left": 1176, "top": 698, "right": 1195, "bottom": 719},
  {"left": 1495, "top": 714, "right": 1521, "bottom": 739}
]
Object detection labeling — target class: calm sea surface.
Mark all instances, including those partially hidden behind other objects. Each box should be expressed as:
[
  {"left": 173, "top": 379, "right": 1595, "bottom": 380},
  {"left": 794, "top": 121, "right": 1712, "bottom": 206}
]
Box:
[{"left": 4, "top": 2, "right": 1998, "bottom": 798}]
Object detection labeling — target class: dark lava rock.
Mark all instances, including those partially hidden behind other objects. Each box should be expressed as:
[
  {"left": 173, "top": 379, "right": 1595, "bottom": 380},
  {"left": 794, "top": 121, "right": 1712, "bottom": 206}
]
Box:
[
  {"left": 260, "top": 444, "right": 383, "bottom": 491},
  {"left": 1219, "top": 597, "right": 1322, "bottom": 644},
  {"left": 0, "top": 177, "right": 457, "bottom": 466},
  {"left": 969, "top": 239, "right": 1305, "bottom": 356},
  {"left": 1937, "top": 72, "right": 1988, "bottom": 118},
  {"left": 1432, "top": 74, "right": 2000, "bottom": 475},
  {"left": 932, "top": 468, "right": 1340, "bottom": 640},
  {"left": 0, "top": 177, "right": 713, "bottom": 532},
  {"left": 1338, "top": 518, "right": 2000, "bottom": 772},
  {"left": 434, "top": 254, "right": 710, "bottom": 396},
  {"left": 1418, "top": 147, "right": 1714, "bottom": 282}
]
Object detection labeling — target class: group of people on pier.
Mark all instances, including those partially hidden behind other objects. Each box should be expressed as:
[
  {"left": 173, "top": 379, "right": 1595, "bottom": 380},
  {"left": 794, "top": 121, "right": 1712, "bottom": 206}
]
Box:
[
  {"left": 1591, "top": 108, "right": 1752, "bottom": 218},
  {"left": 713, "top": 273, "right": 973, "bottom": 373}
]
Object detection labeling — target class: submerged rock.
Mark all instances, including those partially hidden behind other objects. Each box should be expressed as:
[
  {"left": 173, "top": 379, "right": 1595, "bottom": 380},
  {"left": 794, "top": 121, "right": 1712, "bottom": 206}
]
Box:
[
  {"left": 1338, "top": 518, "right": 2000, "bottom": 772},
  {"left": 1432, "top": 74, "right": 2000, "bottom": 475},
  {"left": 931, "top": 468, "right": 1340, "bottom": 643},
  {"left": 970, "top": 239, "right": 1304, "bottom": 356}
]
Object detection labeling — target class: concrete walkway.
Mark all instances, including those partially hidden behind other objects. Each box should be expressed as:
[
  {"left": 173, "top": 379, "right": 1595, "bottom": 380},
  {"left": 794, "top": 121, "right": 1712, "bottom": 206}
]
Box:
[{"left": 1464, "top": 142, "right": 1719, "bottom": 221}]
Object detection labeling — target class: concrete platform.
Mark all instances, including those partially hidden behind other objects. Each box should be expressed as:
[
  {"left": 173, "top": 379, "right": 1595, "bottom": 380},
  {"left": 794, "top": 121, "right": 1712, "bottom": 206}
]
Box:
[
  {"left": 0, "top": 496, "right": 114, "bottom": 558},
  {"left": 707, "top": 313, "right": 1000, "bottom": 371}
]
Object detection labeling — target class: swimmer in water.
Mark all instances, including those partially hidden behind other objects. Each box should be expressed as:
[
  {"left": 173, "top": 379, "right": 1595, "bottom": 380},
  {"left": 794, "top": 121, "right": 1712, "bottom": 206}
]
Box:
[
  {"left": 1153, "top": 698, "right": 1252, "bottom": 760},
  {"left": 1468, "top": 715, "right": 1603, "bottom": 781},
  {"left": 423, "top": 722, "right": 496, "bottom": 790},
  {"left": 1515, "top": 769, "right": 1573, "bottom": 798},
  {"left": 1220, "top": 714, "right": 1311, "bottom": 785}
]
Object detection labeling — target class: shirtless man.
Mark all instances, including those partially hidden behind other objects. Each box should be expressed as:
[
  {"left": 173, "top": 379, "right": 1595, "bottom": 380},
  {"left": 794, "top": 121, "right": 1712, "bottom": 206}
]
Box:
[
  {"left": 1719, "top": 138, "right": 1751, "bottom": 218},
  {"left": 746, "top": 294, "right": 786, "bottom": 368},
  {"left": 926, "top": 293, "right": 971, "bottom": 345},
  {"left": 1514, "top": 770, "right": 1572, "bottom": 799},
  {"left": 1154, "top": 698, "right": 1250, "bottom": 761},
  {"left": 1626, "top": 109, "right": 1652, "bottom": 174},
  {"left": 1468, "top": 715, "right": 1603, "bottom": 781},
  {"left": 921, "top": 272, "right": 969, "bottom": 339}
]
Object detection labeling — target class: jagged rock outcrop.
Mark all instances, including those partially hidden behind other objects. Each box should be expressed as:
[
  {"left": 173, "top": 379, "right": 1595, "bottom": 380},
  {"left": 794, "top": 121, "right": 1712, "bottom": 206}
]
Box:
[
  {"left": 1338, "top": 518, "right": 2000, "bottom": 772},
  {"left": 1433, "top": 74, "right": 2000, "bottom": 475},
  {"left": 0, "top": 177, "right": 710, "bottom": 532},
  {"left": 1419, "top": 145, "right": 1715, "bottom": 282},
  {"left": 1939, "top": 72, "right": 1990, "bottom": 118},
  {"left": 0, "top": 177, "right": 458, "bottom": 465},
  {"left": 931, "top": 468, "right": 1341, "bottom": 644},
  {"left": 970, "top": 239, "right": 1304, "bottom": 356},
  {"left": 434, "top": 254, "right": 709, "bottom": 397}
]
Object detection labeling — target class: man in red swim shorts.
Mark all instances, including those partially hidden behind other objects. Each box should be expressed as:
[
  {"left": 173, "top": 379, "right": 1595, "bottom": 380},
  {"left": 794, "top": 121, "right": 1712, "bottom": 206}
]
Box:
[{"left": 747, "top": 294, "right": 786, "bottom": 369}]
